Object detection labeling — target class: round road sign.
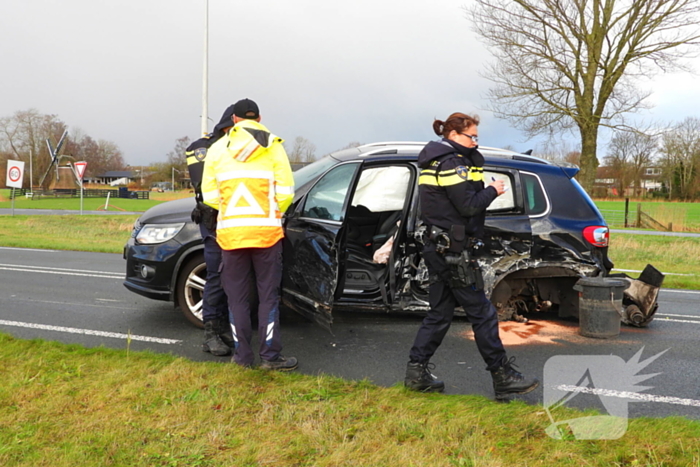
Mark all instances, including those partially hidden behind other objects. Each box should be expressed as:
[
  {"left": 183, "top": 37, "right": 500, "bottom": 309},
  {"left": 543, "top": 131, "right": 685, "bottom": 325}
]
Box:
[{"left": 9, "top": 167, "right": 21, "bottom": 182}]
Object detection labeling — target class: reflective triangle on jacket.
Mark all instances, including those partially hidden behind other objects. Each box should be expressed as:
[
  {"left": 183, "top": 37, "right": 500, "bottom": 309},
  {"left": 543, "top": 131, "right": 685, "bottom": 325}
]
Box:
[{"left": 225, "top": 182, "right": 266, "bottom": 217}]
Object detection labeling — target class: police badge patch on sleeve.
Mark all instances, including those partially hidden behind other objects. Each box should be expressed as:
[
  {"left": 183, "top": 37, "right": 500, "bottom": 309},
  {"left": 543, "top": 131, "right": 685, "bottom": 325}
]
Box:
[
  {"left": 455, "top": 166, "right": 469, "bottom": 180},
  {"left": 194, "top": 147, "right": 207, "bottom": 161}
]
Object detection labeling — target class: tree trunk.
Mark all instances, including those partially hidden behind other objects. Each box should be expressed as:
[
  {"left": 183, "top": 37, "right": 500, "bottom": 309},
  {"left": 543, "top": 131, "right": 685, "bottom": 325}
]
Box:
[{"left": 577, "top": 125, "right": 600, "bottom": 193}]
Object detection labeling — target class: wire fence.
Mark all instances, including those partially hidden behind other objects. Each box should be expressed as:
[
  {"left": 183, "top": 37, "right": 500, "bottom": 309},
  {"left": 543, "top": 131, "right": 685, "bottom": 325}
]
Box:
[{"left": 600, "top": 206, "right": 700, "bottom": 232}]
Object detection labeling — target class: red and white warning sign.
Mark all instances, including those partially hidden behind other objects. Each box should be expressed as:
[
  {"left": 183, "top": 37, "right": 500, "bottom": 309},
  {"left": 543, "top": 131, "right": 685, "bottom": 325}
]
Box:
[
  {"left": 6, "top": 160, "right": 25, "bottom": 189},
  {"left": 74, "top": 161, "right": 88, "bottom": 180}
]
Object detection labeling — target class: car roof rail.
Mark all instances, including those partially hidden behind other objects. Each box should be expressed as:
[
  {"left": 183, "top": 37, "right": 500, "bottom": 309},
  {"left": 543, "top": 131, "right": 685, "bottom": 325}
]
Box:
[{"left": 358, "top": 141, "right": 427, "bottom": 149}]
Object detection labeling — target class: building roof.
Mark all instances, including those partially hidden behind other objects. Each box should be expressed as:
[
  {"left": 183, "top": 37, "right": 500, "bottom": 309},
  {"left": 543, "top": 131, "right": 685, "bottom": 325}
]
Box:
[{"left": 97, "top": 171, "right": 134, "bottom": 178}]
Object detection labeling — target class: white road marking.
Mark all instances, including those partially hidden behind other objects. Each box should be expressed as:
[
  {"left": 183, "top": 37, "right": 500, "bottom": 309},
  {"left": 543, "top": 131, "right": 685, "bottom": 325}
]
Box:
[
  {"left": 1, "top": 296, "right": 138, "bottom": 310},
  {"left": 660, "top": 289, "right": 700, "bottom": 295},
  {"left": 0, "top": 247, "right": 58, "bottom": 252},
  {"left": 555, "top": 385, "right": 700, "bottom": 408},
  {"left": 656, "top": 313, "right": 700, "bottom": 318},
  {"left": 0, "top": 319, "right": 181, "bottom": 345},
  {"left": 612, "top": 268, "right": 695, "bottom": 276},
  {"left": 0, "top": 263, "right": 122, "bottom": 279},
  {"left": 656, "top": 318, "right": 700, "bottom": 324}
]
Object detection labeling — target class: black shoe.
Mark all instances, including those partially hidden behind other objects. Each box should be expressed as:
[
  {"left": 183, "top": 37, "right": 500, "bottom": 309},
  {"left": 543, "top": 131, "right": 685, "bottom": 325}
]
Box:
[
  {"left": 260, "top": 355, "right": 298, "bottom": 371},
  {"left": 404, "top": 361, "right": 445, "bottom": 393},
  {"left": 202, "top": 320, "right": 231, "bottom": 357},
  {"left": 491, "top": 356, "right": 539, "bottom": 401},
  {"left": 215, "top": 319, "right": 235, "bottom": 349}
]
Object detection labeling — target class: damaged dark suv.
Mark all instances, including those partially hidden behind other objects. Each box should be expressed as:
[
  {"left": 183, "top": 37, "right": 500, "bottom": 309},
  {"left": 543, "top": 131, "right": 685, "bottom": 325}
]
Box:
[{"left": 124, "top": 142, "right": 659, "bottom": 330}]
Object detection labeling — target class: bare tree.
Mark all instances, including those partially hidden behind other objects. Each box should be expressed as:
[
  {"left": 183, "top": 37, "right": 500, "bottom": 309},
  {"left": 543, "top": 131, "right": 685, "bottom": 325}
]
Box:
[
  {"left": 604, "top": 130, "right": 657, "bottom": 197},
  {"left": 536, "top": 132, "right": 581, "bottom": 164},
  {"left": 660, "top": 117, "right": 700, "bottom": 199},
  {"left": 286, "top": 136, "right": 317, "bottom": 163},
  {"left": 165, "top": 136, "right": 191, "bottom": 186},
  {"left": 467, "top": 0, "right": 700, "bottom": 191},
  {"left": 64, "top": 131, "right": 126, "bottom": 177},
  {"left": 0, "top": 109, "right": 67, "bottom": 187}
]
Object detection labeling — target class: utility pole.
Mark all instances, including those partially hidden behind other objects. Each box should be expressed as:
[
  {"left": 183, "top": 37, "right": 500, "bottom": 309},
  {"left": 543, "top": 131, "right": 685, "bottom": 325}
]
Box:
[{"left": 201, "top": 0, "right": 209, "bottom": 136}]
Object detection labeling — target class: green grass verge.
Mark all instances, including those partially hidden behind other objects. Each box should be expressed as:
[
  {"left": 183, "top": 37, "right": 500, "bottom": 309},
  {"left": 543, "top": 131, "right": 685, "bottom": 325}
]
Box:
[
  {"left": 1, "top": 332, "right": 699, "bottom": 466},
  {"left": 0, "top": 215, "right": 138, "bottom": 253},
  {"left": 610, "top": 234, "right": 700, "bottom": 289},
  {"left": 0, "top": 189, "right": 190, "bottom": 212},
  {"left": 596, "top": 199, "right": 700, "bottom": 232}
]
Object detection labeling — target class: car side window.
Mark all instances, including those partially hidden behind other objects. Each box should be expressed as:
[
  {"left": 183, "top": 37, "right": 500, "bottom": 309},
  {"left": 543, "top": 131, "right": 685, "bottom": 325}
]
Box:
[
  {"left": 302, "top": 162, "right": 359, "bottom": 221},
  {"left": 484, "top": 171, "right": 515, "bottom": 212},
  {"left": 521, "top": 172, "right": 548, "bottom": 215}
]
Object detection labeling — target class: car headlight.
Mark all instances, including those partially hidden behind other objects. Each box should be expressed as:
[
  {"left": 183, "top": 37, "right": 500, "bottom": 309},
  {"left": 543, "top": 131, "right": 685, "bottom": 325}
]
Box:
[{"left": 135, "top": 223, "right": 185, "bottom": 244}]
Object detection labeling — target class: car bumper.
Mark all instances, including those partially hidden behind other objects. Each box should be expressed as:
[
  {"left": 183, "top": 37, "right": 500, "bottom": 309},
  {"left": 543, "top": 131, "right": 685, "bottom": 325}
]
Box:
[{"left": 123, "top": 237, "right": 183, "bottom": 302}]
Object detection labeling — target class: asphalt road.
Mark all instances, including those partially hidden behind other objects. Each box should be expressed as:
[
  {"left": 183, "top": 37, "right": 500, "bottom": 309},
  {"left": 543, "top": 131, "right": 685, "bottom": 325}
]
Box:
[{"left": 1, "top": 246, "right": 700, "bottom": 421}]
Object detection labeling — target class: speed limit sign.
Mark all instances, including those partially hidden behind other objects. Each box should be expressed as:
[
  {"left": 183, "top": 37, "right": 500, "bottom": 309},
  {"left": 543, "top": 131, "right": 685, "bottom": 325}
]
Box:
[{"left": 6, "top": 160, "right": 25, "bottom": 189}]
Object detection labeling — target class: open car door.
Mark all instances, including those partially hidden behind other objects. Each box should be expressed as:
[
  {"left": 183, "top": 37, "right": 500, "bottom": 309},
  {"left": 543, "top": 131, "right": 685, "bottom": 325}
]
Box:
[{"left": 282, "top": 162, "right": 361, "bottom": 330}]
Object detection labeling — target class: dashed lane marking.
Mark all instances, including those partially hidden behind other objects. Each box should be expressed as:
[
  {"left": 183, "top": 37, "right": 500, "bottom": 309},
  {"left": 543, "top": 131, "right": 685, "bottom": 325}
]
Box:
[
  {"left": 0, "top": 319, "right": 182, "bottom": 345},
  {"left": 0, "top": 263, "right": 122, "bottom": 279},
  {"left": 555, "top": 385, "right": 700, "bottom": 408}
]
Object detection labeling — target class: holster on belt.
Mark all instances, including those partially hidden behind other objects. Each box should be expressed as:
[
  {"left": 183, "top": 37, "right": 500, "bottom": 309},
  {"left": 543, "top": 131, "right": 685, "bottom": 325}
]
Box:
[{"left": 191, "top": 202, "right": 218, "bottom": 231}]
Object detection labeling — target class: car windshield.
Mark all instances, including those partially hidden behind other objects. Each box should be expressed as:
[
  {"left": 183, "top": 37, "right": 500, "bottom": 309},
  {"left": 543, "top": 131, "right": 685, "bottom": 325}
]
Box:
[{"left": 293, "top": 155, "right": 339, "bottom": 189}]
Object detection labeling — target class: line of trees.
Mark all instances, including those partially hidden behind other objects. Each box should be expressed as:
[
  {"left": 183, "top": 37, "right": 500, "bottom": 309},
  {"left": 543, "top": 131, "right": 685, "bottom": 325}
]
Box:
[
  {"left": 537, "top": 118, "right": 700, "bottom": 201},
  {"left": 467, "top": 0, "right": 700, "bottom": 192},
  {"left": 0, "top": 109, "right": 126, "bottom": 188},
  {"left": 601, "top": 118, "right": 700, "bottom": 200}
]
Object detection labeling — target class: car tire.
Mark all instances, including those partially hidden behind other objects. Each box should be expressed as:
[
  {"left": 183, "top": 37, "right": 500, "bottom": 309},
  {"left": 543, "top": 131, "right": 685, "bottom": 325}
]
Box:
[{"left": 175, "top": 253, "right": 207, "bottom": 329}]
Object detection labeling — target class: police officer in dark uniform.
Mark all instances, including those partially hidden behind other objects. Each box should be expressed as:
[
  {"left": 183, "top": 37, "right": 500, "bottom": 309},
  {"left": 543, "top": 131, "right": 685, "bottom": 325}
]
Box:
[
  {"left": 186, "top": 105, "right": 236, "bottom": 356},
  {"left": 404, "top": 112, "right": 539, "bottom": 401}
]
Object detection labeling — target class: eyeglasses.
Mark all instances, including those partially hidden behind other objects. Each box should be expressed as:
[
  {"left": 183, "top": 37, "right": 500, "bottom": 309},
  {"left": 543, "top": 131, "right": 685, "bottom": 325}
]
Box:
[{"left": 461, "top": 133, "right": 479, "bottom": 143}]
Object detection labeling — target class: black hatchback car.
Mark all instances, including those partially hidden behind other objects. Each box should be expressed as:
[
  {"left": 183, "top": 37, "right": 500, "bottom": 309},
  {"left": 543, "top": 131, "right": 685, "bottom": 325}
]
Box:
[{"left": 124, "top": 142, "right": 658, "bottom": 330}]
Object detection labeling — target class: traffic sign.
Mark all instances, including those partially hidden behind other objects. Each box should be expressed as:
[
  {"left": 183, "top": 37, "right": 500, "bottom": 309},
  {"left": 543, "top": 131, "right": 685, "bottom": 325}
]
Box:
[
  {"left": 74, "top": 161, "right": 88, "bottom": 180},
  {"left": 6, "top": 160, "right": 25, "bottom": 188}
]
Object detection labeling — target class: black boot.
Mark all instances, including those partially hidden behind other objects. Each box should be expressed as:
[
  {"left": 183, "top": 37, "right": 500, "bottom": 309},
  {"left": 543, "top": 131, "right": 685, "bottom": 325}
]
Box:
[
  {"left": 202, "top": 320, "right": 231, "bottom": 356},
  {"left": 404, "top": 361, "right": 445, "bottom": 393},
  {"left": 216, "top": 319, "right": 235, "bottom": 349},
  {"left": 491, "top": 356, "right": 539, "bottom": 401}
]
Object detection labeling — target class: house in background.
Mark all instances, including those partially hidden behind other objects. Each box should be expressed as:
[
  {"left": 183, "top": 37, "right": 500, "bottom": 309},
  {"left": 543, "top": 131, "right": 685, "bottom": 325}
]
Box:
[
  {"left": 91, "top": 171, "right": 135, "bottom": 186},
  {"left": 594, "top": 166, "right": 663, "bottom": 197}
]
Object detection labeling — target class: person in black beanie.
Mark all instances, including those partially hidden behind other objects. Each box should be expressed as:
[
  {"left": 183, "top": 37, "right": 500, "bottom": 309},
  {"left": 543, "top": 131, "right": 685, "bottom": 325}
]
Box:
[
  {"left": 404, "top": 112, "right": 539, "bottom": 401},
  {"left": 186, "top": 105, "right": 237, "bottom": 356}
]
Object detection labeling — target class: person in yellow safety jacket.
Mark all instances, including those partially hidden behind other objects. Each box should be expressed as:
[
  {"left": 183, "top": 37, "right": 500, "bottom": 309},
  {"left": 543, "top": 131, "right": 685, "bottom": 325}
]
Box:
[{"left": 201, "top": 98, "right": 297, "bottom": 370}]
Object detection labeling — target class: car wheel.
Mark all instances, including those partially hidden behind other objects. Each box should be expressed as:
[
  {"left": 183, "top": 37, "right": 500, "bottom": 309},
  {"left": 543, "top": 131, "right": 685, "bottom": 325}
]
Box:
[{"left": 175, "top": 253, "right": 206, "bottom": 328}]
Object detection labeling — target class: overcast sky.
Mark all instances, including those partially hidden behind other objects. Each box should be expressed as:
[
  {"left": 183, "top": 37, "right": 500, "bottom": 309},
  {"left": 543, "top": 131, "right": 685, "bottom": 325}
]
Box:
[{"left": 2, "top": 0, "right": 700, "bottom": 167}]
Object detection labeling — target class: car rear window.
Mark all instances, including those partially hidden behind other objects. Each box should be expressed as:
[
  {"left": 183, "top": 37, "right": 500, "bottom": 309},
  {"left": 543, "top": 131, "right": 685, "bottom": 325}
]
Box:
[
  {"left": 293, "top": 155, "right": 339, "bottom": 189},
  {"left": 521, "top": 172, "right": 548, "bottom": 215}
]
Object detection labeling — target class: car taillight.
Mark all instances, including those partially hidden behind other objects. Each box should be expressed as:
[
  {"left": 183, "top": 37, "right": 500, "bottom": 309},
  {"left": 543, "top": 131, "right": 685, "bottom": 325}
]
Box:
[{"left": 583, "top": 226, "right": 609, "bottom": 247}]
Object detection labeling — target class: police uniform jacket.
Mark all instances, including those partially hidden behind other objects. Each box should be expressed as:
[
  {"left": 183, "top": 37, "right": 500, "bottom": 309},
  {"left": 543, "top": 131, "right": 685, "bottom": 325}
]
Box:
[
  {"left": 185, "top": 109, "right": 234, "bottom": 202},
  {"left": 417, "top": 139, "right": 497, "bottom": 239},
  {"left": 186, "top": 135, "right": 218, "bottom": 202},
  {"left": 201, "top": 119, "right": 294, "bottom": 250}
]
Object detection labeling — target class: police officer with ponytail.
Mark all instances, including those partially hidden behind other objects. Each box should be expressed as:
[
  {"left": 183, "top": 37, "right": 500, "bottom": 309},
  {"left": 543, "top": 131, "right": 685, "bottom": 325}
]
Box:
[{"left": 404, "top": 112, "right": 539, "bottom": 401}]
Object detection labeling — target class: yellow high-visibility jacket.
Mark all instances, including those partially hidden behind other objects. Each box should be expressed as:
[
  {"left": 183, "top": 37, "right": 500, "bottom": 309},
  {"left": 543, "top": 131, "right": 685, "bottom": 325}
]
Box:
[{"left": 201, "top": 120, "right": 294, "bottom": 250}]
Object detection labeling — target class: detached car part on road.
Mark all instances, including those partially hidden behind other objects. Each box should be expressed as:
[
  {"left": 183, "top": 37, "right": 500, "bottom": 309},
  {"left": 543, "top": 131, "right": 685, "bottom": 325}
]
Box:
[{"left": 123, "top": 142, "right": 662, "bottom": 330}]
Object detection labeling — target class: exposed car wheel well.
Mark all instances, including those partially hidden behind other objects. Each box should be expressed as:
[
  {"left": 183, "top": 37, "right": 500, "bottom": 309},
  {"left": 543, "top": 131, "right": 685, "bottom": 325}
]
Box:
[{"left": 492, "top": 270, "right": 582, "bottom": 322}]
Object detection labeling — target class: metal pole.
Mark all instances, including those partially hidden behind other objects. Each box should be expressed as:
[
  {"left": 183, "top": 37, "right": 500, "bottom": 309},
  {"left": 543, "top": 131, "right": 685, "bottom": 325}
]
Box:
[
  {"left": 29, "top": 149, "right": 33, "bottom": 196},
  {"left": 11, "top": 187, "right": 15, "bottom": 216},
  {"left": 201, "top": 0, "right": 209, "bottom": 136},
  {"left": 172, "top": 167, "right": 175, "bottom": 191}
]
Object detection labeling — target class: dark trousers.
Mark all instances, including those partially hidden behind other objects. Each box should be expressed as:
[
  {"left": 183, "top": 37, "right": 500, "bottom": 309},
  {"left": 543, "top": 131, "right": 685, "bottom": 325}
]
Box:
[
  {"left": 409, "top": 248, "right": 506, "bottom": 371},
  {"left": 199, "top": 224, "right": 229, "bottom": 323},
  {"left": 220, "top": 240, "right": 284, "bottom": 367}
]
